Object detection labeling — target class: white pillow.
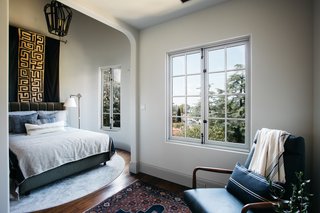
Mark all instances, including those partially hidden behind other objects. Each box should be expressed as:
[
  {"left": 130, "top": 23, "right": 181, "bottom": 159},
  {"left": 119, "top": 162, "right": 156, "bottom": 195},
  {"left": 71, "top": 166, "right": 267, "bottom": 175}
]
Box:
[
  {"left": 55, "top": 110, "right": 67, "bottom": 124},
  {"left": 25, "top": 121, "right": 65, "bottom": 135}
]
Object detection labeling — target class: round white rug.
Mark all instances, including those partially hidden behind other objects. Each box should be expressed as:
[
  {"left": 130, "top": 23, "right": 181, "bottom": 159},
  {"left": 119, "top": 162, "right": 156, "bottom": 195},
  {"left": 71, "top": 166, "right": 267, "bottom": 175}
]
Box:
[{"left": 10, "top": 153, "right": 125, "bottom": 213}]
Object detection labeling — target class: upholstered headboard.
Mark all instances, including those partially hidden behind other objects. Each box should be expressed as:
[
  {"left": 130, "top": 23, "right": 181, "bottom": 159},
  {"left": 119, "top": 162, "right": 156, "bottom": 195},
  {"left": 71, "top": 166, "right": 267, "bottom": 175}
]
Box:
[{"left": 9, "top": 102, "right": 65, "bottom": 112}]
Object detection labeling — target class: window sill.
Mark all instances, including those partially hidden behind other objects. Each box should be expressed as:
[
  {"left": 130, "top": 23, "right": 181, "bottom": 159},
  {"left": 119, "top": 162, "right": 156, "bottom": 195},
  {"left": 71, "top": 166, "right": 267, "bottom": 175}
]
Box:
[
  {"left": 166, "top": 139, "right": 250, "bottom": 154},
  {"left": 100, "top": 127, "right": 121, "bottom": 132}
]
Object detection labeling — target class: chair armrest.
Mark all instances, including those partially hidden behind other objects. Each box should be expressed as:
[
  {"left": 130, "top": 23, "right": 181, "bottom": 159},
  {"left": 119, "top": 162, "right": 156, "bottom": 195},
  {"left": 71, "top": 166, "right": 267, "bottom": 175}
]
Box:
[
  {"left": 192, "top": 166, "right": 233, "bottom": 188},
  {"left": 241, "top": 201, "right": 275, "bottom": 213}
]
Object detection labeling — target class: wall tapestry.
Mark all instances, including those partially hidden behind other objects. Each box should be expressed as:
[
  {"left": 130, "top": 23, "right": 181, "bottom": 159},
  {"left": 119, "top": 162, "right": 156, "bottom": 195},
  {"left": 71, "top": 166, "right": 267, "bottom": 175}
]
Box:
[{"left": 9, "top": 26, "right": 60, "bottom": 102}]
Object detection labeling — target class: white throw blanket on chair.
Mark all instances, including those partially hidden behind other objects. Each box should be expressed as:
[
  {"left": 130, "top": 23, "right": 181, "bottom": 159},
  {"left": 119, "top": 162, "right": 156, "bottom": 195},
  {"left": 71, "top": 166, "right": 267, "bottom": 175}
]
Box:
[{"left": 248, "top": 128, "right": 290, "bottom": 183}]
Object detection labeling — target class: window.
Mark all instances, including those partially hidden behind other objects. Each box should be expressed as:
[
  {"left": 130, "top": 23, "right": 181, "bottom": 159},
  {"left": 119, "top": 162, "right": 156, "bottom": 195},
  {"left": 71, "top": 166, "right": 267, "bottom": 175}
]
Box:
[
  {"left": 101, "top": 66, "right": 121, "bottom": 130},
  {"left": 168, "top": 38, "right": 250, "bottom": 149}
]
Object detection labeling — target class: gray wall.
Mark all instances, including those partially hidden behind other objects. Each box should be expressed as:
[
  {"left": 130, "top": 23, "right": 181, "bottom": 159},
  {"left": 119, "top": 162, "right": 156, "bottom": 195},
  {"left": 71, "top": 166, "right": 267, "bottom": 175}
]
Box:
[
  {"left": 9, "top": 0, "right": 132, "bottom": 151},
  {"left": 139, "top": 0, "right": 313, "bottom": 186},
  {"left": 59, "top": 10, "right": 131, "bottom": 151},
  {"left": 313, "top": 0, "right": 320, "bottom": 211}
]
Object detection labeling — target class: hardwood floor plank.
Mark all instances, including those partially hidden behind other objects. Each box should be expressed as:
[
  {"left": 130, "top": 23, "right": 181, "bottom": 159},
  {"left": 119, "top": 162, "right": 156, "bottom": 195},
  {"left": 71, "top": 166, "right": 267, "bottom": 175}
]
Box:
[{"left": 33, "top": 150, "right": 189, "bottom": 213}]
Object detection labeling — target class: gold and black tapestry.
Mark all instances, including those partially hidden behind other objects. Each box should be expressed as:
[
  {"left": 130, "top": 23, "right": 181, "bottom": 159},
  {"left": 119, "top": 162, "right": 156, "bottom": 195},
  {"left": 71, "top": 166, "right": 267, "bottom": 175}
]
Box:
[{"left": 9, "top": 26, "right": 60, "bottom": 102}]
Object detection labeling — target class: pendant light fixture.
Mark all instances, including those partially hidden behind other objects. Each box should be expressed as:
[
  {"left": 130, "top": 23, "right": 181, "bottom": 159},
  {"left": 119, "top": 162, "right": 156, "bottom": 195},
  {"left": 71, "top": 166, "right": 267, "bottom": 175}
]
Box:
[{"left": 44, "top": 0, "right": 72, "bottom": 37}]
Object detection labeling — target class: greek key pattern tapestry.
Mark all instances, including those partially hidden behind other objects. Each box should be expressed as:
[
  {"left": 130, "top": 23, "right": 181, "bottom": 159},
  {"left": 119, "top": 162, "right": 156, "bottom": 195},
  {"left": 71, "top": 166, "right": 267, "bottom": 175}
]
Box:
[
  {"left": 17, "top": 28, "right": 45, "bottom": 102},
  {"left": 9, "top": 26, "right": 60, "bottom": 102}
]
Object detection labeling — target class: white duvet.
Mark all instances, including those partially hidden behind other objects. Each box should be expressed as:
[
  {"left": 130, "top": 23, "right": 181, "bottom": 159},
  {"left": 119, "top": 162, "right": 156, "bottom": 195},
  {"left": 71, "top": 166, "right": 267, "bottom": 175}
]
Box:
[{"left": 9, "top": 127, "right": 110, "bottom": 179}]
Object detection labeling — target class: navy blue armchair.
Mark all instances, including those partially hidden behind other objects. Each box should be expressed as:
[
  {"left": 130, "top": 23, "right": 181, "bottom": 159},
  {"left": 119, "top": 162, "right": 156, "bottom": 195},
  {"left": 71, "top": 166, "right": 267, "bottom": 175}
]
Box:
[{"left": 184, "top": 135, "right": 305, "bottom": 213}]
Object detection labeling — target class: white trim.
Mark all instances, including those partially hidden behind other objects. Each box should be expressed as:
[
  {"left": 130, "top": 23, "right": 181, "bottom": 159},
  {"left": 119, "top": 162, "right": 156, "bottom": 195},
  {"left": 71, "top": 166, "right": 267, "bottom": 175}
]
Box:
[
  {"left": 169, "top": 35, "right": 251, "bottom": 56},
  {"left": 166, "top": 36, "right": 251, "bottom": 151},
  {"left": 139, "top": 162, "right": 225, "bottom": 188}
]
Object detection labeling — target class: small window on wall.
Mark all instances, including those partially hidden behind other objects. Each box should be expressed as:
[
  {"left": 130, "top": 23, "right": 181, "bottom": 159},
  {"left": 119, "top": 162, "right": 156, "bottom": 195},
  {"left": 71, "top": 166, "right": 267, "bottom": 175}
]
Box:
[{"left": 101, "top": 66, "right": 121, "bottom": 130}]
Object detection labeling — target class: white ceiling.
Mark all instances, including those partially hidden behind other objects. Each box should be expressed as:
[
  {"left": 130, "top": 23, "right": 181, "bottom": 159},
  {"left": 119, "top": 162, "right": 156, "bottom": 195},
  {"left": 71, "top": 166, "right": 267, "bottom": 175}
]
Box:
[{"left": 84, "top": 0, "right": 229, "bottom": 29}]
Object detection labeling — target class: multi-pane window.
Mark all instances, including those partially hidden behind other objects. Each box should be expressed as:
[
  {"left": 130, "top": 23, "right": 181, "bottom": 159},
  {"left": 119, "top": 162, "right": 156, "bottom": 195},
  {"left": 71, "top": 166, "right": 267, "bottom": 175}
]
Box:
[
  {"left": 168, "top": 39, "right": 250, "bottom": 149},
  {"left": 101, "top": 66, "right": 121, "bottom": 130}
]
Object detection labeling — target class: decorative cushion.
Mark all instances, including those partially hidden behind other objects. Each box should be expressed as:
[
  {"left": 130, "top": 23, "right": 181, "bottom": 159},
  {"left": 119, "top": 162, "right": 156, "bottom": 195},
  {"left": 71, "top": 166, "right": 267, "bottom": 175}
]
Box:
[
  {"left": 25, "top": 121, "right": 65, "bottom": 135},
  {"left": 9, "top": 113, "right": 38, "bottom": 134},
  {"left": 226, "top": 163, "right": 283, "bottom": 204},
  {"left": 38, "top": 110, "right": 67, "bottom": 126},
  {"left": 9, "top": 111, "right": 37, "bottom": 132},
  {"left": 37, "top": 112, "right": 57, "bottom": 124},
  {"left": 9, "top": 111, "right": 37, "bottom": 116}
]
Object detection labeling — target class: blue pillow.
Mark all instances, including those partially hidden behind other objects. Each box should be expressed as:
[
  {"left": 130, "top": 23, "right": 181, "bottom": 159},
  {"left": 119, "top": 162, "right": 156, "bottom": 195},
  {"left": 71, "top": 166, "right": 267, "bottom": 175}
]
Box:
[
  {"left": 9, "top": 111, "right": 37, "bottom": 132},
  {"left": 10, "top": 113, "right": 38, "bottom": 134},
  {"left": 37, "top": 113, "right": 57, "bottom": 124},
  {"left": 226, "top": 163, "right": 284, "bottom": 204}
]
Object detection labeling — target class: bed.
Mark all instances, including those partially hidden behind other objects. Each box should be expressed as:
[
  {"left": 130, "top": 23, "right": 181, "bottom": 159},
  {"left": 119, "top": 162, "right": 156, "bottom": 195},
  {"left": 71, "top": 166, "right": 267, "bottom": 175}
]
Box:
[{"left": 9, "top": 102, "right": 115, "bottom": 196}]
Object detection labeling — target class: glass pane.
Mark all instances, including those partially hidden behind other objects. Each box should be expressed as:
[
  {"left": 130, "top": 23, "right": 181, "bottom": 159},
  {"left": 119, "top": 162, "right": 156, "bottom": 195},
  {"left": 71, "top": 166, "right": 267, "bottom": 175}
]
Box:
[
  {"left": 186, "top": 122, "right": 201, "bottom": 139},
  {"left": 113, "top": 100, "right": 120, "bottom": 113},
  {"left": 209, "top": 73, "right": 225, "bottom": 94},
  {"left": 113, "top": 84, "right": 121, "bottom": 113},
  {"left": 227, "top": 45, "right": 245, "bottom": 70},
  {"left": 103, "top": 89, "right": 110, "bottom": 113},
  {"left": 187, "top": 97, "right": 201, "bottom": 117},
  {"left": 187, "top": 75, "right": 201, "bottom": 96},
  {"left": 172, "top": 97, "right": 185, "bottom": 117},
  {"left": 172, "top": 76, "right": 185, "bottom": 96},
  {"left": 103, "top": 71, "right": 111, "bottom": 113},
  {"left": 208, "top": 119, "right": 225, "bottom": 141},
  {"left": 172, "top": 117, "right": 185, "bottom": 137},
  {"left": 113, "top": 69, "right": 121, "bottom": 83},
  {"left": 208, "top": 96, "right": 225, "bottom": 118},
  {"left": 172, "top": 55, "right": 185, "bottom": 76},
  {"left": 113, "top": 114, "right": 120, "bottom": 128},
  {"left": 227, "top": 71, "right": 245, "bottom": 94},
  {"left": 209, "top": 48, "right": 225, "bottom": 72},
  {"left": 227, "top": 95, "right": 245, "bottom": 118},
  {"left": 186, "top": 117, "right": 201, "bottom": 125},
  {"left": 103, "top": 114, "right": 110, "bottom": 127},
  {"left": 103, "top": 70, "right": 111, "bottom": 81},
  {"left": 227, "top": 120, "right": 245, "bottom": 143},
  {"left": 187, "top": 53, "right": 201, "bottom": 74}
]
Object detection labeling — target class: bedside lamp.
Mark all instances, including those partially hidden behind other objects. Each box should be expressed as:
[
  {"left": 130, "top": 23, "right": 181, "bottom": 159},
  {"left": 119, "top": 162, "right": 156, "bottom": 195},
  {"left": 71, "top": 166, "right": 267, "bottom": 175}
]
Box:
[{"left": 64, "top": 93, "right": 82, "bottom": 128}]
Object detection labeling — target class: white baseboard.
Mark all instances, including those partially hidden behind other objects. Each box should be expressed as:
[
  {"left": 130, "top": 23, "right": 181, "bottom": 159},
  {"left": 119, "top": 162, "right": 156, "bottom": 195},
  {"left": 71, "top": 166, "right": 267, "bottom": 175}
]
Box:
[
  {"left": 139, "top": 162, "right": 226, "bottom": 188},
  {"left": 129, "top": 161, "right": 139, "bottom": 174},
  {"left": 114, "top": 142, "right": 130, "bottom": 152}
]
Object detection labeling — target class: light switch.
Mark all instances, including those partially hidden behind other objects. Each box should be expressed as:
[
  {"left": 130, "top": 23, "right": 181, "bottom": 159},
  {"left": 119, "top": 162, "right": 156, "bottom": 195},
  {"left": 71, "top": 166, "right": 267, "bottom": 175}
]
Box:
[{"left": 140, "top": 104, "right": 146, "bottom": 111}]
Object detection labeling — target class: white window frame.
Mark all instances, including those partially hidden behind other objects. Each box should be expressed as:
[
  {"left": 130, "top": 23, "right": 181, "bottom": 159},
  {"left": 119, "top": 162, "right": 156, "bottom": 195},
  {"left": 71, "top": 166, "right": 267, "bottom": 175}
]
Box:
[
  {"left": 100, "top": 65, "right": 121, "bottom": 131},
  {"left": 167, "top": 37, "right": 250, "bottom": 151}
]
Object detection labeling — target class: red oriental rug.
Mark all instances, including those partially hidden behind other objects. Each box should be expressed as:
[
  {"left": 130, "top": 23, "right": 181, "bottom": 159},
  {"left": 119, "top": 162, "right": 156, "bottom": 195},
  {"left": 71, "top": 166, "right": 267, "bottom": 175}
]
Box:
[{"left": 85, "top": 180, "right": 191, "bottom": 213}]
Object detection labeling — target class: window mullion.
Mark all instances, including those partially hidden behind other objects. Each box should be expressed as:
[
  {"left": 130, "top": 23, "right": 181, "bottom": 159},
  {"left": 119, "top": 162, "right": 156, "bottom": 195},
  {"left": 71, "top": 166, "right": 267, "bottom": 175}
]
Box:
[
  {"left": 110, "top": 69, "right": 114, "bottom": 129},
  {"left": 184, "top": 53, "right": 187, "bottom": 138},
  {"left": 223, "top": 47, "right": 227, "bottom": 142},
  {"left": 202, "top": 48, "right": 207, "bottom": 144}
]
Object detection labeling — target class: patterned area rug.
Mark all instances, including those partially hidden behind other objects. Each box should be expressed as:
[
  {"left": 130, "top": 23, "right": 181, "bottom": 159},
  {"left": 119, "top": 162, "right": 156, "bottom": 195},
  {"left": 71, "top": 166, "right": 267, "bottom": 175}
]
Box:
[{"left": 86, "top": 180, "right": 191, "bottom": 213}]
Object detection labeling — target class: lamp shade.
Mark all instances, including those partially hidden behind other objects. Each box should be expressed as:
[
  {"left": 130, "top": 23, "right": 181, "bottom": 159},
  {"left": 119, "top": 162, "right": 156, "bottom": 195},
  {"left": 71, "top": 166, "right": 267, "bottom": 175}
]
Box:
[{"left": 64, "top": 97, "right": 77, "bottom": 107}]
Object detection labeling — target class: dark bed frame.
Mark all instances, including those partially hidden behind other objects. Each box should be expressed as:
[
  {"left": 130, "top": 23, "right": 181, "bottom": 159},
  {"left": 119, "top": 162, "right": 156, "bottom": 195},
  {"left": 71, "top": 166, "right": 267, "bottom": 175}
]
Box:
[{"left": 9, "top": 102, "right": 114, "bottom": 195}]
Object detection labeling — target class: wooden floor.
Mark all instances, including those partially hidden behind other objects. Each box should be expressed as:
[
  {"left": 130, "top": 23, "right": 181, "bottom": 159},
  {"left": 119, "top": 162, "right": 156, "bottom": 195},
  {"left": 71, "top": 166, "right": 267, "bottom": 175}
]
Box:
[{"left": 35, "top": 149, "right": 189, "bottom": 213}]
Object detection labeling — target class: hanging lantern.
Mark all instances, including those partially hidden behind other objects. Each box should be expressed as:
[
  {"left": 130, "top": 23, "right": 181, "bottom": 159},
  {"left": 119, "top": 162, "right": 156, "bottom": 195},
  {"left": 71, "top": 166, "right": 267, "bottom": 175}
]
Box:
[{"left": 44, "top": 0, "right": 72, "bottom": 37}]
